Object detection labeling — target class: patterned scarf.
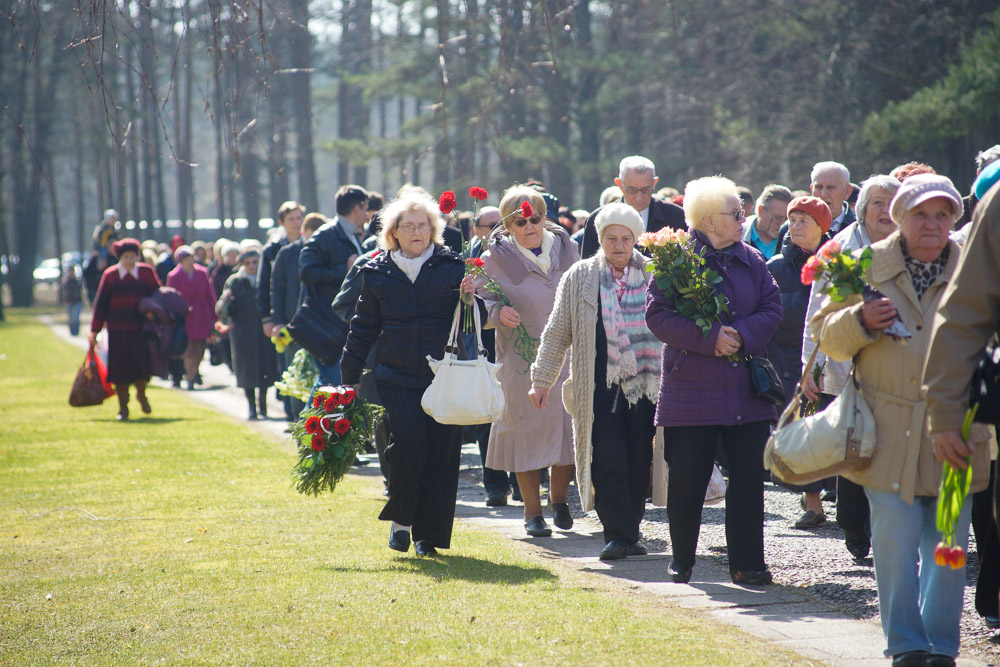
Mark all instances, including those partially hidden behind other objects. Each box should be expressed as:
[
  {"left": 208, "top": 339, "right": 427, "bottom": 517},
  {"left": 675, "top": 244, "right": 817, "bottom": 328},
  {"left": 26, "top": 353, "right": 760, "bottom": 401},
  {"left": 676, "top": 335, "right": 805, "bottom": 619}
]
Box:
[
  {"left": 597, "top": 250, "right": 661, "bottom": 405},
  {"left": 902, "top": 241, "right": 949, "bottom": 301}
]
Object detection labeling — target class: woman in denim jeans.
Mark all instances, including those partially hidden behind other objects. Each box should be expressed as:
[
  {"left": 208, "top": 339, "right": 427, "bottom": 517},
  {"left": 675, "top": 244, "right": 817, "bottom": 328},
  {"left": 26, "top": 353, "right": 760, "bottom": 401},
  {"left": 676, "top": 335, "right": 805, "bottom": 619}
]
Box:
[{"left": 813, "top": 174, "right": 992, "bottom": 667}]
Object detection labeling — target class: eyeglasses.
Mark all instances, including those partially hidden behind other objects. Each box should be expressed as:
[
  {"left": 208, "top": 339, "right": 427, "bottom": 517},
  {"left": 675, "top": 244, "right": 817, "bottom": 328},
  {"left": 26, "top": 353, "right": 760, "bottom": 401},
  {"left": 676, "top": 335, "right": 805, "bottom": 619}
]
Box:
[
  {"left": 475, "top": 223, "right": 497, "bottom": 230},
  {"left": 624, "top": 187, "right": 655, "bottom": 196},
  {"left": 398, "top": 222, "right": 432, "bottom": 234},
  {"left": 722, "top": 209, "right": 745, "bottom": 221},
  {"left": 513, "top": 215, "right": 545, "bottom": 228}
]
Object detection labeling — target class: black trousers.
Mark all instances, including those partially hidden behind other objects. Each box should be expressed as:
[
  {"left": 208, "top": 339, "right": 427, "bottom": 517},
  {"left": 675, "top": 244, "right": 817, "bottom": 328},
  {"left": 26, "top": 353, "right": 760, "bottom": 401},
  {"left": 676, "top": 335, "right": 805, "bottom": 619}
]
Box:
[
  {"left": 972, "top": 461, "right": 999, "bottom": 618},
  {"left": 590, "top": 384, "right": 655, "bottom": 543},
  {"left": 836, "top": 475, "right": 871, "bottom": 546},
  {"left": 375, "top": 380, "right": 463, "bottom": 549},
  {"left": 665, "top": 421, "right": 770, "bottom": 572}
]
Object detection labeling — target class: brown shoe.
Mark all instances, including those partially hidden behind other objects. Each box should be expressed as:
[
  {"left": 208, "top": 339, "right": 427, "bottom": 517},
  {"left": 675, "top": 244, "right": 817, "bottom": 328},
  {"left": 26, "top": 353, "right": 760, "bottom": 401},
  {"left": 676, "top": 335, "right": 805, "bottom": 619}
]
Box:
[{"left": 794, "top": 510, "right": 826, "bottom": 529}]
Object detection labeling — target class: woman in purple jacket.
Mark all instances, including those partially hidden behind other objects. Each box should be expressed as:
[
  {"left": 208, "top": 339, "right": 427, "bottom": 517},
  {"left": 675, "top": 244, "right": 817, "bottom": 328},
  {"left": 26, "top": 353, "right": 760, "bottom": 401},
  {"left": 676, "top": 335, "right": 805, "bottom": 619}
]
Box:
[
  {"left": 167, "top": 245, "right": 218, "bottom": 389},
  {"left": 645, "top": 176, "right": 782, "bottom": 586}
]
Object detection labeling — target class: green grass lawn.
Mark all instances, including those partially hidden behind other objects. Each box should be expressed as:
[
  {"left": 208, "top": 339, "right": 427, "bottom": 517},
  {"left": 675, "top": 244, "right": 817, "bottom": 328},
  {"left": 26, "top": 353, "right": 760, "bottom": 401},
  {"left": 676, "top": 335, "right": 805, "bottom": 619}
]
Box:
[{"left": 0, "top": 312, "right": 805, "bottom": 665}]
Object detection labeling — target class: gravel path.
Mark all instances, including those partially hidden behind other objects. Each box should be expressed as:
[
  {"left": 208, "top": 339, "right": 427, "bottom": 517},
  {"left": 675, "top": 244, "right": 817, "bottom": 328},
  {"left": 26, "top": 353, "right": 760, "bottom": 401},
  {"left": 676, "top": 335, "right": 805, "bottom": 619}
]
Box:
[{"left": 461, "top": 452, "right": 1000, "bottom": 665}]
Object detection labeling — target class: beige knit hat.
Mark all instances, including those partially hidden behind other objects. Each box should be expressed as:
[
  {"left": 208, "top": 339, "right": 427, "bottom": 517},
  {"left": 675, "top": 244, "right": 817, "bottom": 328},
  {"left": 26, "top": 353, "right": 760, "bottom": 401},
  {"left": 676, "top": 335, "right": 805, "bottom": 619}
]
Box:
[{"left": 595, "top": 202, "right": 644, "bottom": 242}]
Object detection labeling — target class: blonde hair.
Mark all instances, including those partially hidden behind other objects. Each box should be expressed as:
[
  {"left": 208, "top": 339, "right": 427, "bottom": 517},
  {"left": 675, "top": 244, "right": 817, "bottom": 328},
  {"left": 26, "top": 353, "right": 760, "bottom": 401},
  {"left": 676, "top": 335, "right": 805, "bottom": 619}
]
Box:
[
  {"left": 498, "top": 185, "right": 546, "bottom": 229},
  {"left": 684, "top": 176, "right": 739, "bottom": 232},
  {"left": 377, "top": 192, "right": 444, "bottom": 252}
]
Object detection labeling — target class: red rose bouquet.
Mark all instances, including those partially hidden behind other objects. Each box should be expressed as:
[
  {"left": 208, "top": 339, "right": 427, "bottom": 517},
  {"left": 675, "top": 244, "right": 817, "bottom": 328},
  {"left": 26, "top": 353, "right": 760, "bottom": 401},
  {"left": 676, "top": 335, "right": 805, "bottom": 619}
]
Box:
[{"left": 290, "top": 385, "right": 383, "bottom": 495}]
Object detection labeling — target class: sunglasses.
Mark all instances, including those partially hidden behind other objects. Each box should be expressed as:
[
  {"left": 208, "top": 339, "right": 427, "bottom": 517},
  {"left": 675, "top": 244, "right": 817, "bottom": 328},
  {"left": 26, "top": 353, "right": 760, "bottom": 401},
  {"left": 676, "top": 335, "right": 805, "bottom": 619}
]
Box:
[{"left": 513, "top": 214, "right": 545, "bottom": 228}]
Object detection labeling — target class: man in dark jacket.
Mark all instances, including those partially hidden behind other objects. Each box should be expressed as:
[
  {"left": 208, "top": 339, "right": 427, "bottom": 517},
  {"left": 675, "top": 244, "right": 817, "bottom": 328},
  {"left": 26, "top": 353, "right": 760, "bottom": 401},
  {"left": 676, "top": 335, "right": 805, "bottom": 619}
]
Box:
[
  {"left": 580, "top": 155, "right": 686, "bottom": 258},
  {"left": 297, "top": 185, "right": 369, "bottom": 385}
]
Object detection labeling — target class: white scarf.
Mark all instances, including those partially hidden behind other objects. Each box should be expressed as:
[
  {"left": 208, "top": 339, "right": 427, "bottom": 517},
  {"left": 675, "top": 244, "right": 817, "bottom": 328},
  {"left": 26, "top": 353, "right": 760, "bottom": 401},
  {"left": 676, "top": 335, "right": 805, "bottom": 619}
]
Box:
[
  {"left": 391, "top": 244, "right": 434, "bottom": 283},
  {"left": 512, "top": 229, "right": 554, "bottom": 273}
]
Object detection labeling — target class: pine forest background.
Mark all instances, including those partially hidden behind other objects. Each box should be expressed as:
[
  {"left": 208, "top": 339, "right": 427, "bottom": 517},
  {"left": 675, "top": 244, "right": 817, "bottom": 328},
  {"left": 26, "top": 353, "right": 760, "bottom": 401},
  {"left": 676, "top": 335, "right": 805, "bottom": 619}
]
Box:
[{"left": 3, "top": 0, "right": 1000, "bottom": 305}]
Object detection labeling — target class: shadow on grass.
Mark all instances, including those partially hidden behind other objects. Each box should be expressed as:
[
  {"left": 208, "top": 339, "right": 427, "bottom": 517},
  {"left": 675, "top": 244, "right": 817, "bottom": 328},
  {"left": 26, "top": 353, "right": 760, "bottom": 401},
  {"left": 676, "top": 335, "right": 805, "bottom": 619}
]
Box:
[
  {"left": 98, "top": 416, "right": 186, "bottom": 425},
  {"left": 321, "top": 554, "right": 557, "bottom": 585}
]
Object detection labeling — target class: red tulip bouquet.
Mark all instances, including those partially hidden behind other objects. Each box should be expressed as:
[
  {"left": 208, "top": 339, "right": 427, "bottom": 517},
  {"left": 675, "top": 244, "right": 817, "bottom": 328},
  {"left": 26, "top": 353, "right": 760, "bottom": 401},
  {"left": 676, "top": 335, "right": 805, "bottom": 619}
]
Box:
[
  {"left": 801, "top": 239, "right": 911, "bottom": 342},
  {"left": 291, "top": 385, "right": 383, "bottom": 495},
  {"left": 935, "top": 405, "right": 978, "bottom": 570}
]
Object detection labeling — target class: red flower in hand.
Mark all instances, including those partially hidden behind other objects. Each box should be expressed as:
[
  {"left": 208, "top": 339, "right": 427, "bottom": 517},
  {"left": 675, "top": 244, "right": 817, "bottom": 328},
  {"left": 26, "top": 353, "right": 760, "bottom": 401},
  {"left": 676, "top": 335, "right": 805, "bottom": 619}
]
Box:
[
  {"left": 312, "top": 395, "right": 323, "bottom": 409},
  {"left": 304, "top": 415, "right": 321, "bottom": 435},
  {"left": 439, "top": 191, "right": 458, "bottom": 214},
  {"left": 520, "top": 201, "right": 533, "bottom": 218},
  {"left": 465, "top": 257, "right": 485, "bottom": 269},
  {"left": 310, "top": 434, "right": 326, "bottom": 451},
  {"left": 469, "top": 186, "right": 488, "bottom": 201},
  {"left": 324, "top": 393, "right": 341, "bottom": 412},
  {"left": 334, "top": 418, "right": 351, "bottom": 435},
  {"left": 342, "top": 389, "right": 356, "bottom": 405}
]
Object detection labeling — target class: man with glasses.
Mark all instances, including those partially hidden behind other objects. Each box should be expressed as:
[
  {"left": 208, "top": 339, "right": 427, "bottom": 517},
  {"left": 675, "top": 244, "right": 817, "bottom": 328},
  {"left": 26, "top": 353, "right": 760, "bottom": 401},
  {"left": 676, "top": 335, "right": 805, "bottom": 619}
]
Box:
[
  {"left": 580, "top": 155, "right": 686, "bottom": 259},
  {"left": 742, "top": 184, "right": 793, "bottom": 260}
]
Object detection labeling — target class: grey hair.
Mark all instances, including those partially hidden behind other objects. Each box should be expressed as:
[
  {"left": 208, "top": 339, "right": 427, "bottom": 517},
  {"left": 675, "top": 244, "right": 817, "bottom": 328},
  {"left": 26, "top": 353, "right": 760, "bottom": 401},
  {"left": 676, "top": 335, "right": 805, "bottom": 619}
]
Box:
[
  {"left": 618, "top": 155, "right": 656, "bottom": 181},
  {"left": 855, "top": 174, "right": 901, "bottom": 227},
  {"left": 976, "top": 145, "right": 1000, "bottom": 171},
  {"left": 810, "top": 161, "right": 850, "bottom": 185},
  {"left": 599, "top": 185, "right": 624, "bottom": 207},
  {"left": 755, "top": 184, "right": 793, "bottom": 211}
]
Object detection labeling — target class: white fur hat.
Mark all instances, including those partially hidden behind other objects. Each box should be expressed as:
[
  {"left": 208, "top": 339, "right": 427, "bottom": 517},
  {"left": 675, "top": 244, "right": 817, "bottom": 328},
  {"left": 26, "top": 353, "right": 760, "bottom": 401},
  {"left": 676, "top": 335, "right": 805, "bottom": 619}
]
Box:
[{"left": 595, "top": 202, "right": 643, "bottom": 242}]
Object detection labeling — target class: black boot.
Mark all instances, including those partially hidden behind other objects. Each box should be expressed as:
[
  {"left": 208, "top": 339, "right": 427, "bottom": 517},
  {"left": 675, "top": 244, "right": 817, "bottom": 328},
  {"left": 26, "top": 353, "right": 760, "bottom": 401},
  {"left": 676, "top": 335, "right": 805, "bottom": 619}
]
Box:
[
  {"left": 116, "top": 385, "right": 130, "bottom": 421},
  {"left": 245, "top": 388, "right": 257, "bottom": 420},
  {"left": 257, "top": 388, "right": 268, "bottom": 419}
]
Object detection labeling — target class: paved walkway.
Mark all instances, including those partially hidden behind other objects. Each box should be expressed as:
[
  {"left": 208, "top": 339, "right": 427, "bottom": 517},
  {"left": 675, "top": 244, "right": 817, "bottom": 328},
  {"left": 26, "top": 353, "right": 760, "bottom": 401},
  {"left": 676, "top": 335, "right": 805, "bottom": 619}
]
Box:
[{"left": 44, "top": 313, "right": 991, "bottom": 667}]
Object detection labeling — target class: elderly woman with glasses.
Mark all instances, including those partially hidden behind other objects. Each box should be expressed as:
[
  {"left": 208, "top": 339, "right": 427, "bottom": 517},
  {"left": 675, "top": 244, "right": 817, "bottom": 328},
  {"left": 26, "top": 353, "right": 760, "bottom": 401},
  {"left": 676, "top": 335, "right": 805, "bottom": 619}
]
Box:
[
  {"left": 646, "top": 176, "right": 782, "bottom": 585},
  {"left": 478, "top": 185, "right": 580, "bottom": 537},
  {"left": 341, "top": 191, "right": 481, "bottom": 557},
  {"left": 812, "top": 174, "right": 992, "bottom": 666}
]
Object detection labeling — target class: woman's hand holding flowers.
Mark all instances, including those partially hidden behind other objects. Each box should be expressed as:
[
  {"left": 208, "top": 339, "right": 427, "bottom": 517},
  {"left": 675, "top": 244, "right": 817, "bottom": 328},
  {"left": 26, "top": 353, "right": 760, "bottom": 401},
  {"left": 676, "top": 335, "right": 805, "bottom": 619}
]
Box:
[
  {"left": 498, "top": 305, "right": 521, "bottom": 328},
  {"left": 714, "top": 325, "right": 741, "bottom": 357},
  {"left": 860, "top": 298, "right": 897, "bottom": 331}
]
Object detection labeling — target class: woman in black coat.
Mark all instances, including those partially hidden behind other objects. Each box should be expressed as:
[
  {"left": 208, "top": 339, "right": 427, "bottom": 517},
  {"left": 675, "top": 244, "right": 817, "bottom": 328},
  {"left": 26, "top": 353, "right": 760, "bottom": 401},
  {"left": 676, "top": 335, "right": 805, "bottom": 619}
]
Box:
[
  {"left": 216, "top": 250, "right": 277, "bottom": 419},
  {"left": 341, "top": 192, "right": 480, "bottom": 557},
  {"left": 765, "top": 196, "right": 831, "bottom": 529}
]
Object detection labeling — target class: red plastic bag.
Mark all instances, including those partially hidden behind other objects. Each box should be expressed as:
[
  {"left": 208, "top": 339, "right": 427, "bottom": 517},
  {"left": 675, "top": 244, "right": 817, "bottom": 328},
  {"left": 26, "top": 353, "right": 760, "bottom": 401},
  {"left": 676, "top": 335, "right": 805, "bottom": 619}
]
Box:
[{"left": 69, "top": 347, "right": 115, "bottom": 407}]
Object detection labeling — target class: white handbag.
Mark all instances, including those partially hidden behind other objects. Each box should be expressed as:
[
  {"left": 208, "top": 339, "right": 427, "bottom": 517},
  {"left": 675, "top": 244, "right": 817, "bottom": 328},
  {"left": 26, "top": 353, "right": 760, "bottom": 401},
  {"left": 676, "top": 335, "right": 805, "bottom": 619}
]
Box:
[
  {"left": 764, "top": 346, "right": 877, "bottom": 485},
  {"left": 421, "top": 300, "right": 506, "bottom": 425}
]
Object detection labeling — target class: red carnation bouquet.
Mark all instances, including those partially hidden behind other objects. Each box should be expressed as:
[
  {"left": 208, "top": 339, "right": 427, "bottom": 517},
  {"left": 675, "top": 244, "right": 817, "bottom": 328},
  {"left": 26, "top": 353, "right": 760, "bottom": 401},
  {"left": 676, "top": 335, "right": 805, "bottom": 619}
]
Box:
[{"left": 290, "top": 385, "right": 383, "bottom": 495}]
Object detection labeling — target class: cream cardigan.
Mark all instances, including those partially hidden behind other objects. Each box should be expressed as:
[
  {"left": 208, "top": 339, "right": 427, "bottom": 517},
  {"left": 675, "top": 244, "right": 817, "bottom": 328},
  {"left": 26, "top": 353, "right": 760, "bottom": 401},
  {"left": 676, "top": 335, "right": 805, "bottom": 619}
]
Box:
[{"left": 530, "top": 252, "right": 666, "bottom": 512}]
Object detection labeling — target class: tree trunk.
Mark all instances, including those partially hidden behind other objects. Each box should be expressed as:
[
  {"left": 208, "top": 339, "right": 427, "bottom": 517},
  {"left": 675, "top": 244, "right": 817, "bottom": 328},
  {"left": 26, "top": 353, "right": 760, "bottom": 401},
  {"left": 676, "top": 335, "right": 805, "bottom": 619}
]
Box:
[{"left": 288, "top": 0, "right": 318, "bottom": 211}]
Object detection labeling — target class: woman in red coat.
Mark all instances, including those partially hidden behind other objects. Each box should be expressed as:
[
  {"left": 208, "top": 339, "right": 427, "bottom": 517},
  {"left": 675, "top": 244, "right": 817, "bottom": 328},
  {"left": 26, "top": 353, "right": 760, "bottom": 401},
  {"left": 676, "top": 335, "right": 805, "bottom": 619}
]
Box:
[
  {"left": 88, "top": 238, "right": 161, "bottom": 420},
  {"left": 166, "top": 245, "right": 218, "bottom": 389}
]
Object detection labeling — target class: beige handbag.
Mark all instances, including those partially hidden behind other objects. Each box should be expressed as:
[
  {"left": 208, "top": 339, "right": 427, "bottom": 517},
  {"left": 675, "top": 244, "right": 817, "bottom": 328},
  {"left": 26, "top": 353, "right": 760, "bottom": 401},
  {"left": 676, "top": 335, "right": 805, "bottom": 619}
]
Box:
[
  {"left": 764, "top": 346, "right": 876, "bottom": 485},
  {"left": 421, "top": 301, "right": 505, "bottom": 425}
]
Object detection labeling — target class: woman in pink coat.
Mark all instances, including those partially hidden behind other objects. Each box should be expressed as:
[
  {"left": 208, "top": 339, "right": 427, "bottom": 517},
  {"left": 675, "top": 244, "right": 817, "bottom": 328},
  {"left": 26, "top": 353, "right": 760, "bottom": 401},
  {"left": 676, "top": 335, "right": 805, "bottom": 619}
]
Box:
[{"left": 167, "top": 245, "right": 218, "bottom": 389}]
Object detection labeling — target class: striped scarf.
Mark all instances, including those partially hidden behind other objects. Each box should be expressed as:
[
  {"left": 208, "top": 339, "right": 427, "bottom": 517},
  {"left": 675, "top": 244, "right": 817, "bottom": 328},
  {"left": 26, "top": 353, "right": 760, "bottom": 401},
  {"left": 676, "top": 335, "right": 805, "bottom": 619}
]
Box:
[{"left": 598, "top": 250, "right": 661, "bottom": 405}]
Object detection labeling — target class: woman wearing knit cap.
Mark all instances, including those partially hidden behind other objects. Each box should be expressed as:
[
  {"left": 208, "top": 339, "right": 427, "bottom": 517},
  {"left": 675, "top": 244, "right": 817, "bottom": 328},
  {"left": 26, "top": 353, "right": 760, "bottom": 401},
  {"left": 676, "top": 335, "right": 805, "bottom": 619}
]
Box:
[
  {"left": 646, "top": 176, "right": 782, "bottom": 586},
  {"left": 530, "top": 203, "right": 661, "bottom": 560},
  {"left": 479, "top": 185, "right": 580, "bottom": 538},
  {"left": 801, "top": 174, "right": 901, "bottom": 561},
  {"left": 88, "top": 238, "right": 162, "bottom": 420},
  {"left": 215, "top": 250, "right": 277, "bottom": 419},
  {"left": 813, "top": 173, "right": 992, "bottom": 666},
  {"left": 166, "top": 244, "right": 218, "bottom": 390},
  {"left": 765, "top": 196, "right": 832, "bottom": 529}
]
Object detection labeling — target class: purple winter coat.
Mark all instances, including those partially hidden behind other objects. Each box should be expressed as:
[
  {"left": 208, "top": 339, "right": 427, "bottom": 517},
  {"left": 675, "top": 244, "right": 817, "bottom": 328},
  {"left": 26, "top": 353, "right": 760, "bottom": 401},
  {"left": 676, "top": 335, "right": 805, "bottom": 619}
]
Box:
[
  {"left": 166, "top": 263, "right": 217, "bottom": 340},
  {"left": 645, "top": 231, "right": 782, "bottom": 427}
]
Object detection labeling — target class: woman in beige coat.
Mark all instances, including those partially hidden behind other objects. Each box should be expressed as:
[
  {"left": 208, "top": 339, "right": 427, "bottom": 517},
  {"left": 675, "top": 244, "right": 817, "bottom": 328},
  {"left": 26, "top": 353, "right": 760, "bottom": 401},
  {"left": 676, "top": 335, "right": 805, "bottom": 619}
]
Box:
[
  {"left": 530, "top": 204, "right": 662, "bottom": 560},
  {"left": 479, "top": 185, "right": 579, "bottom": 537},
  {"left": 812, "top": 174, "right": 991, "bottom": 666}
]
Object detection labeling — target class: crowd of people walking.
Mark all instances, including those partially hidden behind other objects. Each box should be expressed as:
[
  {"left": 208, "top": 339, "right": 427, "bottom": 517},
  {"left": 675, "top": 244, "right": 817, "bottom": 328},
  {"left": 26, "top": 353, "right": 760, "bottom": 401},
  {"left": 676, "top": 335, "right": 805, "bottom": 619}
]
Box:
[{"left": 75, "top": 148, "right": 1000, "bottom": 667}]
